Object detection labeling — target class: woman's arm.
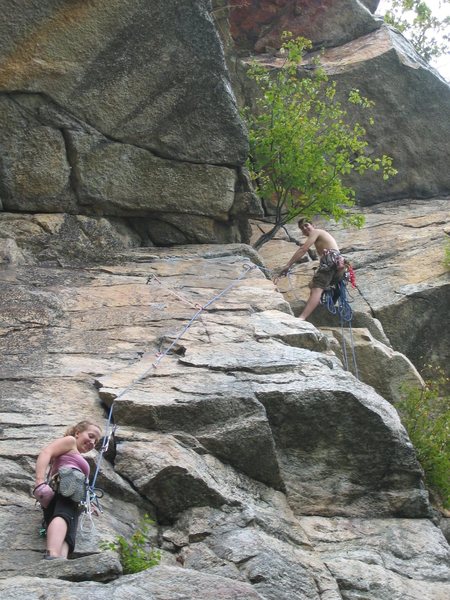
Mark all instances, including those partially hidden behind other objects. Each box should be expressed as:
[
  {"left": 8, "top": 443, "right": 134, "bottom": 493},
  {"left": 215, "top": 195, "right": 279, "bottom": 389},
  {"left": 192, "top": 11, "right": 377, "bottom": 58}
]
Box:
[{"left": 34, "top": 436, "right": 77, "bottom": 487}]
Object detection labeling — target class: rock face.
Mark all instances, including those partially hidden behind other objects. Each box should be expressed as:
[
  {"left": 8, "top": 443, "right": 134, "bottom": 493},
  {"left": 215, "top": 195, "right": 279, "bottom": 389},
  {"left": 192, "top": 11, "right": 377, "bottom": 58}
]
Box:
[
  {"left": 1, "top": 0, "right": 449, "bottom": 244},
  {"left": 1, "top": 244, "right": 449, "bottom": 599},
  {"left": 0, "top": 1, "right": 245, "bottom": 164},
  {"left": 310, "top": 26, "right": 450, "bottom": 203},
  {"left": 0, "top": 567, "right": 266, "bottom": 599},
  {"left": 231, "top": 4, "right": 450, "bottom": 204},
  {"left": 229, "top": 0, "right": 382, "bottom": 53},
  {"left": 0, "top": 212, "right": 141, "bottom": 266},
  {"left": 1, "top": 2, "right": 449, "bottom": 598},
  {"left": 302, "top": 516, "right": 450, "bottom": 600},
  {"left": 259, "top": 197, "right": 450, "bottom": 374},
  {"left": 321, "top": 327, "right": 424, "bottom": 405},
  {"left": 0, "top": 1, "right": 260, "bottom": 244}
]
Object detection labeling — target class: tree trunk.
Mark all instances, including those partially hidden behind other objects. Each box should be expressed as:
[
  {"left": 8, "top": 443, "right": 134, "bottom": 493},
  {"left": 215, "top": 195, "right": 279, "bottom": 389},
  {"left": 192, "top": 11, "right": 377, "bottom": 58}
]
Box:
[{"left": 252, "top": 222, "right": 284, "bottom": 250}]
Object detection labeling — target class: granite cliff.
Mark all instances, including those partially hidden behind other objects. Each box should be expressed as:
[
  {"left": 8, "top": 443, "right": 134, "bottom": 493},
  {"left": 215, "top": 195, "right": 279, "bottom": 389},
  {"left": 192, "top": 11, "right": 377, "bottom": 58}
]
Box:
[
  {"left": 1, "top": 241, "right": 449, "bottom": 599},
  {"left": 0, "top": 1, "right": 449, "bottom": 599}
]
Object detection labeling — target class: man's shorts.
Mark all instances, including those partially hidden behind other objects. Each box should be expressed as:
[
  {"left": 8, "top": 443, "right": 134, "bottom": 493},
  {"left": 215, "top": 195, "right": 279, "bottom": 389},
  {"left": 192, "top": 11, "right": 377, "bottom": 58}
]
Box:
[
  {"left": 310, "top": 264, "right": 337, "bottom": 289},
  {"left": 43, "top": 494, "right": 80, "bottom": 554}
]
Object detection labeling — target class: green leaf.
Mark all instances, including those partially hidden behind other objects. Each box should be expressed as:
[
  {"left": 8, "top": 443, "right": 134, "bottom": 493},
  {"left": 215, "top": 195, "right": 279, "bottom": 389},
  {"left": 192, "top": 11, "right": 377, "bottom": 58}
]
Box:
[
  {"left": 100, "top": 514, "right": 161, "bottom": 574},
  {"left": 242, "top": 34, "right": 395, "bottom": 247}
]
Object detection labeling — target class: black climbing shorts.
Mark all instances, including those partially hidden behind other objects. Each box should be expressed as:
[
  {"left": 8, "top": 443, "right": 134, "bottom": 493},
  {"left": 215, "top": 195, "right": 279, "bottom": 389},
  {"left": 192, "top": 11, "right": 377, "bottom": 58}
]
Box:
[{"left": 43, "top": 494, "right": 80, "bottom": 554}]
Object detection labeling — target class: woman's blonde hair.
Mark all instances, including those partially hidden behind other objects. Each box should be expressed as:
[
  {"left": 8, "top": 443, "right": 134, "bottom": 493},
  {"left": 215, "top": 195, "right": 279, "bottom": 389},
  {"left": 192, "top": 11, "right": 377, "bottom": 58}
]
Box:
[{"left": 65, "top": 419, "right": 102, "bottom": 438}]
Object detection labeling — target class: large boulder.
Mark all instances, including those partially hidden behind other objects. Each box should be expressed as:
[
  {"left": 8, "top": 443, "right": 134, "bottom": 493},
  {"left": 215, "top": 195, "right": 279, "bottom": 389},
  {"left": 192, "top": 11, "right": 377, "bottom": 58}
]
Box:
[
  {"left": 0, "top": 1, "right": 246, "bottom": 164},
  {"left": 253, "top": 369, "right": 429, "bottom": 518},
  {"left": 229, "top": 0, "right": 381, "bottom": 53},
  {"left": 313, "top": 26, "right": 450, "bottom": 203},
  {"left": 0, "top": 1, "right": 258, "bottom": 245},
  {"left": 243, "top": 25, "right": 450, "bottom": 205}
]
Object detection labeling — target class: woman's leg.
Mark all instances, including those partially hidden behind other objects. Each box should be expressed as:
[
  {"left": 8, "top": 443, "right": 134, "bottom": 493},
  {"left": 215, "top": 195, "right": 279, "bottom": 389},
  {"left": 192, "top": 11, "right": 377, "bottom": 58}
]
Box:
[{"left": 46, "top": 516, "right": 69, "bottom": 558}]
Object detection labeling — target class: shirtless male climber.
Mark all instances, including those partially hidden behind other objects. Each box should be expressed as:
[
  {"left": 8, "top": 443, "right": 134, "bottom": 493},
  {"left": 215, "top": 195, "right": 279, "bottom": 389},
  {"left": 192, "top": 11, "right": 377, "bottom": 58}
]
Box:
[{"left": 276, "top": 218, "right": 345, "bottom": 321}]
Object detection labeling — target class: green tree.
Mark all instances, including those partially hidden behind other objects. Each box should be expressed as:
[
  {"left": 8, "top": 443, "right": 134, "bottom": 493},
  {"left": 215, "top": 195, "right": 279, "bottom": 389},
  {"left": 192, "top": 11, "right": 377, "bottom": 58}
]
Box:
[
  {"left": 243, "top": 35, "right": 397, "bottom": 249},
  {"left": 381, "top": 0, "right": 450, "bottom": 62}
]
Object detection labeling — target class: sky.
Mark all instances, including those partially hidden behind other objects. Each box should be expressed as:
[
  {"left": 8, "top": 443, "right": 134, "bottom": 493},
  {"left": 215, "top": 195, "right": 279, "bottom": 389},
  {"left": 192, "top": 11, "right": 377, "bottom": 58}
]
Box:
[{"left": 376, "top": 0, "right": 450, "bottom": 81}]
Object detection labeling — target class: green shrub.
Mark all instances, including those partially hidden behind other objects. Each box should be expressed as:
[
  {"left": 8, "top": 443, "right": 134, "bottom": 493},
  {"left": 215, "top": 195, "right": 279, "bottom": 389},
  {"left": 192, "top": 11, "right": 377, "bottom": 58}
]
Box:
[
  {"left": 100, "top": 514, "right": 161, "bottom": 574},
  {"left": 398, "top": 367, "right": 450, "bottom": 509},
  {"left": 444, "top": 236, "right": 450, "bottom": 270}
]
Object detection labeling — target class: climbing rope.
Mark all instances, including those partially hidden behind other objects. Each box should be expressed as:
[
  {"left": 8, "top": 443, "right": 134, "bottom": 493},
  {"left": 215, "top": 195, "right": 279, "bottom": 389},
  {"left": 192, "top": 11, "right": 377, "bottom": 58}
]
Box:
[
  {"left": 267, "top": 261, "right": 359, "bottom": 379},
  {"left": 83, "top": 256, "right": 359, "bottom": 526},
  {"left": 151, "top": 262, "right": 256, "bottom": 369},
  {"left": 84, "top": 261, "right": 260, "bottom": 516},
  {"left": 146, "top": 273, "right": 201, "bottom": 309},
  {"left": 286, "top": 270, "right": 302, "bottom": 301},
  {"left": 269, "top": 264, "right": 304, "bottom": 301},
  {"left": 321, "top": 279, "right": 359, "bottom": 379}
]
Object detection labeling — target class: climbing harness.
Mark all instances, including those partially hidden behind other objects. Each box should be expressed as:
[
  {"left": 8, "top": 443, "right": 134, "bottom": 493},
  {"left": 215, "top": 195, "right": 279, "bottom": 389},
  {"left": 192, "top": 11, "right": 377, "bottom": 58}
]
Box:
[
  {"left": 267, "top": 257, "right": 359, "bottom": 378},
  {"left": 79, "top": 261, "right": 260, "bottom": 532}
]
